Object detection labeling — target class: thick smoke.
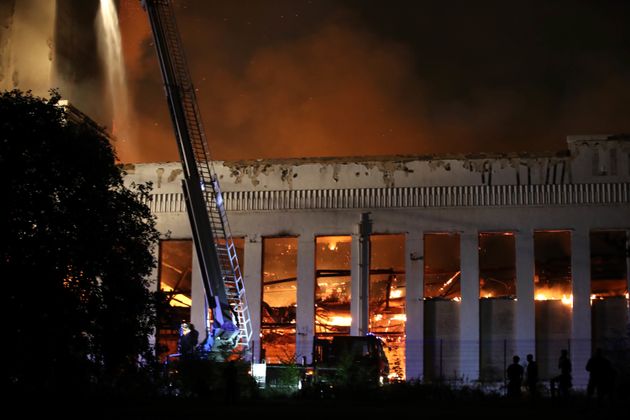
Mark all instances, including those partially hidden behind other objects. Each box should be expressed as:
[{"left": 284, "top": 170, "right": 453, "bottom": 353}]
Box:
[
  {"left": 118, "top": 0, "right": 630, "bottom": 163},
  {"left": 119, "top": 2, "right": 433, "bottom": 162}
]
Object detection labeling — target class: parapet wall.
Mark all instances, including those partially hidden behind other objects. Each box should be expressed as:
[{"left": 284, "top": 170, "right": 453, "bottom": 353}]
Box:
[{"left": 123, "top": 135, "right": 630, "bottom": 194}]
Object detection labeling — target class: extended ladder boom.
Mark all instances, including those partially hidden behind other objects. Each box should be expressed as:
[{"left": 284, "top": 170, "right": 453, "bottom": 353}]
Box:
[{"left": 142, "top": 0, "right": 252, "bottom": 356}]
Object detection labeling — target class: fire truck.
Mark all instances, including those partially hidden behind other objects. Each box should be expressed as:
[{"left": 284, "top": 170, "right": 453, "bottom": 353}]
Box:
[
  {"left": 307, "top": 334, "right": 390, "bottom": 387},
  {"left": 141, "top": 0, "right": 251, "bottom": 359}
]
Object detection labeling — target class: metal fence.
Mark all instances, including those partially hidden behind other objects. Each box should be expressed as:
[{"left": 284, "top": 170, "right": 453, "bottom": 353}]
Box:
[{"left": 405, "top": 337, "right": 630, "bottom": 395}]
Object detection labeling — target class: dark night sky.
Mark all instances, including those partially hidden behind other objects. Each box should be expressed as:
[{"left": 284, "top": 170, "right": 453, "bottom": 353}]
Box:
[{"left": 117, "top": 0, "right": 630, "bottom": 163}]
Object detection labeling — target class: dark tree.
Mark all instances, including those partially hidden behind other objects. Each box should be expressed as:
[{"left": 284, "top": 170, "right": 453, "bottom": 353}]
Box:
[{"left": 0, "top": 90, "right": 160, "bottom": 395}]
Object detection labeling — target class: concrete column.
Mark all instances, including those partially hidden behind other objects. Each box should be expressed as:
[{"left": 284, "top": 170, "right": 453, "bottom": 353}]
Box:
[
  {"left": 571, "top": 228, "right": 591, "bottom": 389},
  {"left": 405, "top": 231, "right": 424, "bottom": 380},
  {"left": 515, "top": 230, "right": 536, "bottom": 360},
  {"left": 149, "top": 244, "right": 160, "bottom": 292},
  {"left": 350, "top": 232, "right": 360, "bottom": 336},
  {"left": 459, "top": 231, "right": 479, "bottom": 382},
  {"left": 360, "top": 214, "right": 372, "bottom": 336},
  {"left": 148, "top": 244, "right": 161, "bottom": 351},
  {"left": 244, "top": 235, "right": 263, "bottom": 362},
  {"left": 191, "top": 250, "right": 209, "bottom": 342},
  {"left": 296, "top": 234, "right": 316, "bottom": 364}
]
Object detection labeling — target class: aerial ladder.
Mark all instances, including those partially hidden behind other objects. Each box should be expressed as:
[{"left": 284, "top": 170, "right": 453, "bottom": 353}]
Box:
[{"left": 141, "top": 0, "right": 252, "bottom": 358}]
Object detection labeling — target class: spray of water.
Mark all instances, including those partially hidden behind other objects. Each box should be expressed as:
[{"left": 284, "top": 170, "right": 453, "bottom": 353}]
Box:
[{"left": 97, "top": 0, "right": 134, "bottom": 147}]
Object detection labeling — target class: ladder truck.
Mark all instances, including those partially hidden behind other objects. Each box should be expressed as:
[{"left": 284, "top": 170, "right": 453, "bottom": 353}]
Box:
[{"left": 141, "top": 0, "right": 252, "bottom": 359}]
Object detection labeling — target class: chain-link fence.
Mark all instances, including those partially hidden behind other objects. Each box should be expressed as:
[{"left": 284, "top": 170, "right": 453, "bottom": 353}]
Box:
[{"left": 406, "top": 337, "right": 630, "bottom": 396}]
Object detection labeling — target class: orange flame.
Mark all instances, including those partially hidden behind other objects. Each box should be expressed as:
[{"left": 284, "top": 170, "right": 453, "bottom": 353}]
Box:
[{"left": 534, "top": 288, "right": 573, "bottom": 306}]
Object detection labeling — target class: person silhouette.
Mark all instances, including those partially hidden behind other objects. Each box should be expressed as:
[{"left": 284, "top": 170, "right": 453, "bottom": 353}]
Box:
[
  {"left": 586, "top": 348, "right": 615, "bottom": 401},
  {"left": 506, "top": 355, "right": 524, "bottom": 398},
  {"left": 525, "top": 354, "right": 539, "bottom": 398},
  {"left": 550, "top": 349, "right": 572, "bottom": 398},
  {"left": 179, "top": 322, "right": 199, "bottom": 358}
]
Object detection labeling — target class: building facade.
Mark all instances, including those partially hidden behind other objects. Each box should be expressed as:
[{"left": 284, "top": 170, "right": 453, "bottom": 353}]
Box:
[{"left": 123, "top": 135, "right": 630, "bottom": 387}]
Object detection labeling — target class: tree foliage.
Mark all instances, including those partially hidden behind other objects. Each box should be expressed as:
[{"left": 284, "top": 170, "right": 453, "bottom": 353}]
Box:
[{"left": 0, "top": 90, "right": 160, "bottom": 395}]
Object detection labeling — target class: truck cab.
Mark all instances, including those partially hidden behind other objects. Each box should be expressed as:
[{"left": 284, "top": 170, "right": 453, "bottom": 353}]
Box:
[{"left": 308, "top": 334, "right": 390, "bottom": 387}]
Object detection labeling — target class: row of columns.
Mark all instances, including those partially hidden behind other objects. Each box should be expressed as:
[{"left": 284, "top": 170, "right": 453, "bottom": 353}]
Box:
[{"left": 189, "top": 227, "right": 628, "bottom": 386}]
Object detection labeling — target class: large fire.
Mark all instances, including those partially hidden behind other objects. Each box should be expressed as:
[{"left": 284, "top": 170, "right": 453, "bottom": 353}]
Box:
[
  {"left": 438, "top": 270, "right": 461, "bottom": 295},
  {"left": 535, "top": 292, "right": 573, "bottom": 306},
  {"left": 534, "top": 286, "right": 573, "bottom": 306},
  {"left": 533, "top": 288, "right": 630, "bottom": 306},
  {"left": 318, "top": 236, "right": 352, "bottom": 249},
  {"left": 390, "top": 289, "right": 403, "bottom": 299},
  {"left": 315, "top": 235, "right": 352, "bottom": 335},
  {"left": 328, "top": 316, "right": 352, "bottom": 326},
  {"left": 161, "top": 284, "right": 192, "bottom": 307}
]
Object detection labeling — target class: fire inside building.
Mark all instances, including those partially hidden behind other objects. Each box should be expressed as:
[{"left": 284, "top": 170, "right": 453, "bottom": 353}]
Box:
[
  {"left": 124, "top": 136, "right": 630, "bottom": 387},
  {"left": 2, "top": 0, "right": 629, "bottom": 390}
]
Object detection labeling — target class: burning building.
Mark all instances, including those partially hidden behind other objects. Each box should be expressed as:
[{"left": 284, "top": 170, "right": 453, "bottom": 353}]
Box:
[
  {"left": 125, "top": 134, "right": 630, "bottom": 388},
  {"left": 4, "top": 0, "right": 627, "bottom": 391}
]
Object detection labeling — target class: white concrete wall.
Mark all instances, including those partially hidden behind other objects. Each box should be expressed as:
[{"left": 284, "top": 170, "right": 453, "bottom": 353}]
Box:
[
  {"left": 123, "top": 138, "right": 628, "bottom": 195},
  {"left": 0, "top": 0, "right": 56, "bottom": 96},
  {"left": 127, "top": 137, "right": 630, "bottom": 384},
  {"left": 568, "top": 136, "right": 630, "bottom": 184}
]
